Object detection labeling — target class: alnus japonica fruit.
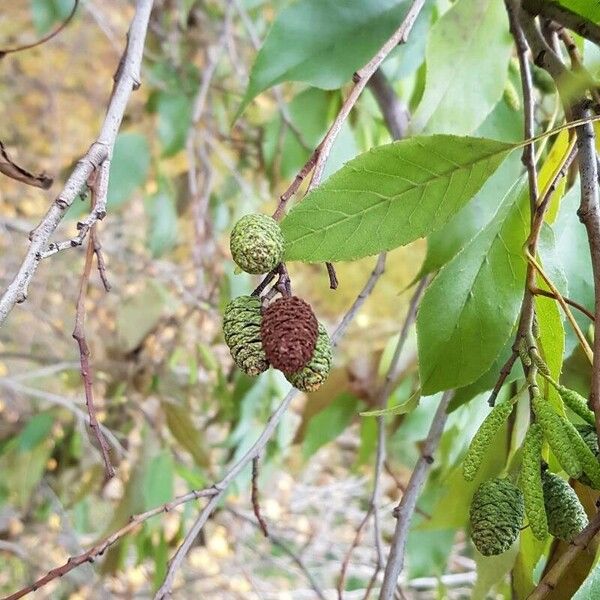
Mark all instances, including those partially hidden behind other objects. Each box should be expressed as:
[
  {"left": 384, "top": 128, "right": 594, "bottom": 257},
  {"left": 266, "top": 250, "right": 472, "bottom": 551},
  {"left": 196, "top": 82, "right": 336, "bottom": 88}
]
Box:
[
  {"left": 230, "top": 214, "right": 284, "bottom": 274},
  {"left": 462, "top": 396, "right": 516, "bottom": 482},
  {"left": 469, "top": 478, "right": 524, "bottom": 556},
  {"left": 261, "top": 296, "right": 318, "bottom": 373},
  {"left": 222, "top": 295, "right": 269, "bottom": 376},
  {"left": 532, "top": 396, "right": 582, "bottom": 478},
  {"left": 520, "top": 424, "right": 548, "bottom": 540},
  {"left": 542, "top": 471, "right": 588, "bottom": 541},
  {"left": 573, "top": 424, "right": 600, "bottom": 489},
  {"left": 286, "top": 323, "right": 332, "bottom": 392}
]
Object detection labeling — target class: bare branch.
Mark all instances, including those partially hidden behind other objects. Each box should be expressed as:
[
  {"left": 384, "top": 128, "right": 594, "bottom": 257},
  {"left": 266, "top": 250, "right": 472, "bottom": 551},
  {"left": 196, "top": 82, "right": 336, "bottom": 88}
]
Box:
[
  {"left": 0, "top": 140, "right": 53, "bottom": 189},
  {"left": 378, "top": 390, "right": 453, "bottom": 599},
  {"left": 251, "top": 456, "right": 269, "bottom": 537},
  {"left": 368, "top": 69, "right": 410, "bottom": 141},
  {"left": 528, "top": 512, "right": 600, "bottom": 600},
  {"left": 271, "top": 0, "right": 426, "bottom": 221},
  {"left": 0, "top": 0, "right": 154, "bottom": 325}
]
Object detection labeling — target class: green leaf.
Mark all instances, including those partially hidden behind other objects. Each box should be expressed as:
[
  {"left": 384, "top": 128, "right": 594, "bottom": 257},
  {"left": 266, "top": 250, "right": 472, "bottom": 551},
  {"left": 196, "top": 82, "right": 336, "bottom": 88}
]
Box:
[
  {"left": 263, "top": 88, "right": 332, "bottom": 179},
  {"left": 558, "top": 0, "right": 600, "bottom": 23},
  {"left": 472, "top": 545, "right": 519, "bottom": 600},
  {"left": 360, "top": 389, "right": 420, "bottom": 417},
  {"left": 107, "top": 132, "right": 151, "bottom": 209},
  {"left": 420, "top": 152, "right": 522, "bottom": 276},
  {"left": 417, "top": 178, "right": 528, "bottom": 394},
  {"left": 281, "top": 135, "right": 514, "bottom": 262},
  {"left": 18, "top": 413, "right": 54, "bottom": 451},
  {"left": 554, "top": 183, "right": 594, "bottom": 354},
  {"left": 162, "top": 401, "right": 209, "bottom": 467},
  {"left": 156, "top": 93, "right": 192, "bottom": 157},
  {"left": 411, "top": 0, "right": 512, "bottom": 135},
  {"left": 239, "top": 0, "right": 413, "bottom": 114},
  {"left": 302, "top": 393, "right": 359, "bottom": 459},
  {"left": 573, "top": 561, "right": 600, "bottom": 599},
  {"left": 30, "top": 0, "right": 73, "bottom": 35}
]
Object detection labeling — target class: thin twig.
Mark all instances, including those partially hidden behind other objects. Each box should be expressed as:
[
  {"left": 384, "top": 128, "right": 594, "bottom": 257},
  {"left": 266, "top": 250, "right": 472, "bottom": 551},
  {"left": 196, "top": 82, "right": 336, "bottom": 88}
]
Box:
[
  {"left": 522, "top": 0, "right": 600, "bottom": 48},
  {"left": 506, "top": 0, "right": 540, "bottom": 356},
  {"left": 573, "top": 105, "right": 600, "bottom": 440},
  {"left": 378, "top": 391, "right": 453, "bottom": 599},
  {"left": 271, "top": 0, "right": 426, "bottom": 221},
  {"left": 251, "top": 456, "right": 269, "bottom": 537},
  {"left": 0, "top": 488, "right": 218, "bottom": 600},
  {"left": 532, "top": 287, "right": 595, "bottom": 322},
  {"left": 0, "top": 0, "right": 154, "bottom": 325},
  {"left": 227, "top": 507, "right": 328, "bottom": 600},
  {"left": 0, "top": 140, "right": 53, "bottom": 189},
  {"left": 0, "top": 0, "right": 79, "bottom": 57},
  {"left": 72, "top": 172, "right": 114, "bottom": 480},
  {"left": 0, "top": 378, "right": 125, "bottom": 457}
]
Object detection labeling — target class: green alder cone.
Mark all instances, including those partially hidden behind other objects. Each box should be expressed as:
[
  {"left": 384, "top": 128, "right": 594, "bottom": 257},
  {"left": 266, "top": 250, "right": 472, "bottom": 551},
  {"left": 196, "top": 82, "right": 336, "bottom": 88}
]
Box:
[
  {"left": 223, "top": 295, "right": 269, "bottom": 376},
  {"left": 462, "top": 397, "right": 516, "bottom": 481},
  {"left": 556, "top": 385, "right": 595, "bottom": 427},
  {"left": 572, "top": 424, "right": 600, "bottom": 489},
  {"left": 543, "top": 472, "right": 588, "bottom": 541},
  {"left": 286, "top": 323, "right": 332, "bottom": 392},
  {"left": 469, "top": 478, "right": 524, "bottom": 556},
  {"left": 532, "top": 396, "right": 582, "bottom": 479},
  {"left": 230, "top": 214, "right": 284, "bottom": 274},
  {"left": 520, "top": 424, "right": 548, "bottom": 541}
]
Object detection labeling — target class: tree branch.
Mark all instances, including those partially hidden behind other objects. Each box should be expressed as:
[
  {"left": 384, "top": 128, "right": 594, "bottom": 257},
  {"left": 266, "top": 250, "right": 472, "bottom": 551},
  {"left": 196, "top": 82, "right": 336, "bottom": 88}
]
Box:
[
  {"left": 378, "top": 390, "right": 453, "bottom": 599},
  {"left": 573, "top": 105, "right": 600, "bottom": 442},
  {"left": 522, "top": 0, "right": 600, "bottom": 48},
  {"left": 528, "top": 511, "right": 600, "bottom": 600},
  {"left": 270, "top": 0, "right": 425, "bottom": 221},
  {"left": 0, "top": 0, "right": 154, "bottom": 326}
]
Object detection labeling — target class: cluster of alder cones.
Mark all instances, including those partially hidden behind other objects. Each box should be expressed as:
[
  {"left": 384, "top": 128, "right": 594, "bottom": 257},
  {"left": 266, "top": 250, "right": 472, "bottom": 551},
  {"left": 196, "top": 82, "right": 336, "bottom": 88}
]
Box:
[
  {"left": 465, "top": 350, "right": 597, "bottom": 556},
  {"left": 222, "top": 214, "right": 332, "bottom": 392}
]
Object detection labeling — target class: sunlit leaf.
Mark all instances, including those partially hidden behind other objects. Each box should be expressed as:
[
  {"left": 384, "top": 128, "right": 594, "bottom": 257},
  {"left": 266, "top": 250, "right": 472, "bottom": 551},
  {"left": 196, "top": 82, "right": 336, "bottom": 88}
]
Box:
[
  {"left": 417, "top": 178, "right": 528, "bottom": 393},
  {"left": 281, "top": 135, "right": 514, "bottom": 262},
  {"left": 411, "top": 0, "right": 512, "bottom": 135}
]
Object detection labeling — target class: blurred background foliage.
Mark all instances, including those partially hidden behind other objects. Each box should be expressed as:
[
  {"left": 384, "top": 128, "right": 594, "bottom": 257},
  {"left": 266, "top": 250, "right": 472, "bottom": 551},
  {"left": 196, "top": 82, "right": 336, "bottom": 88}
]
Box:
[{"left": 0, "top": 0, "right": 594, "bottom": 598}]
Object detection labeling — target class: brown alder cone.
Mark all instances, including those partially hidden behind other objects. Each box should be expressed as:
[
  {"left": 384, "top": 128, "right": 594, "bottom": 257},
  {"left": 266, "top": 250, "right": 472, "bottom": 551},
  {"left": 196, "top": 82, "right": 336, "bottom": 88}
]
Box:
[{"left": 261, "top": 296, "right": 318, "bottom": 373}]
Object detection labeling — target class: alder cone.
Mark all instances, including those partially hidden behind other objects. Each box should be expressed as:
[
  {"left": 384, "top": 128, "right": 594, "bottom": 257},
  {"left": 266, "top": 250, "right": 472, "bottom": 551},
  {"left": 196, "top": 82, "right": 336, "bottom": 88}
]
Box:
[
  {"left": 223, "top": 295, "right": 269, "bottom": 376},
  {"left": 469, "top": 478, "right": 524, "bottom": 556},
  {"left": 286, "top": 323, "right": 332, "bottom": 392},
  {"left": 230, "top": 214, "right": 284, "bottom": 274},
  {"left": 543, "top": 471, "right": 588, "bottom": 541},
  {"left": 261, "top": 296, "right": 318, "bottom": 373}
]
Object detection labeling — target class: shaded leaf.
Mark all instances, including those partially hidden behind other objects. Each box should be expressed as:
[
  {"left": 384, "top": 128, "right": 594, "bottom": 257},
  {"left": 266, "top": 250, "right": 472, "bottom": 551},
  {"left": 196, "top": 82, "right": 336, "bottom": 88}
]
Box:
[
  {"left": 417, "top": 178, "right": 528, "bottom": 394},
  {"left": 145, "top": 183, "right": 179, "bottom": 257},
  {"left": 411, "top": 0, "right": 512, "bottom": 134},
  {"left": 302, "top": 393, "right": 359, "bottom": 459},
  {"left": 29, "top": 0, "right": 73, "bottom": 34},
  {"left": 143, "top": 451, "right": 174, "bottom": 512},
  {"left": 18, "top": 413, "right": 54, "bottom": 451},
  {"left": 281, "top": 135, "right": 514, "bottom": 263},
  {"left": 162, "top": 401, "right": 209, "bottom": 467},
  {"left": 156, "top": 92, "right": 192, "bottom": 157},
  {"left": 558, "top": 0, "right": 600, "bottom": 23},
  {"left": 239, "top": 0, "right": 413, "bottom": 113},
  {"left": 107, "top": 132, "right": 151, "bottom": 209}
]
